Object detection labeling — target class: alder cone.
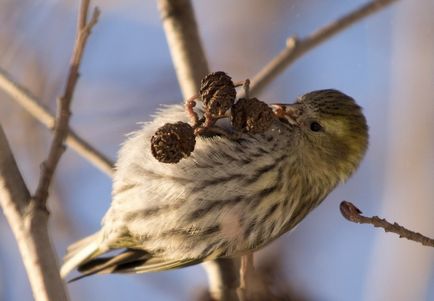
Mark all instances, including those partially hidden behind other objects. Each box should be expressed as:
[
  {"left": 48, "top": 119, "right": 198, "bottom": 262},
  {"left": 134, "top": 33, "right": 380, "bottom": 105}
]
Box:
[
  {"left": 231, "top": 98, "right": 275, "bottom": 134},
  {"left": 151, "top": 122, "right": 196, "bottom": 163},
  {"left": 199, "top": 71, "right": 236, "bottom": 116}
]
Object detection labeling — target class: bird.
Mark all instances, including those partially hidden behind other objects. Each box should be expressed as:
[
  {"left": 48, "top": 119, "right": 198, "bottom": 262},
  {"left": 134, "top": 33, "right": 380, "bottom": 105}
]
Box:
[{"left": 61, "top": 89, "right": 368, "bottom": 281}]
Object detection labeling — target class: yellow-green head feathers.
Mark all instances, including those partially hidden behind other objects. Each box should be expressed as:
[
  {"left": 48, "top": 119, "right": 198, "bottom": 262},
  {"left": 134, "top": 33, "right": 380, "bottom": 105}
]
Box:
[{"left": 290, "top": 89, "right": 369, "bottom": 182}]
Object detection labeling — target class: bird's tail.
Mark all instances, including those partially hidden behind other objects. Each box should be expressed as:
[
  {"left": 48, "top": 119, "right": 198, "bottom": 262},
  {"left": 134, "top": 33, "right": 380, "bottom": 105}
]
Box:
[{"left": 60, "top": 232, "right": 103, "bottom": 279}]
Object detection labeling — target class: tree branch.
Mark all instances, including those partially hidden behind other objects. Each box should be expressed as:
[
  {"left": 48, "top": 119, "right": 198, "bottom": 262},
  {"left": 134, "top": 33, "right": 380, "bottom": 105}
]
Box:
[
  {"left": 33, "top": 3, "right": 100, "bottom": 205},
  {"left": 340, "top": 201, "right": 434, "bottom": 248},
  {"left": 0, "top": 125, "right": 69, "bottom": 301},
  {"left": 78, "top": 0, "right": 90, "bottom": 31},
  {"left": 157, "top": 0, "right": 209, "bottom": 98},
  {"left": 0, "top": 68, "right": 114, "bottom": 176},
  {"left": 249, "top": 0, "right": 399, "bottom": 95}
]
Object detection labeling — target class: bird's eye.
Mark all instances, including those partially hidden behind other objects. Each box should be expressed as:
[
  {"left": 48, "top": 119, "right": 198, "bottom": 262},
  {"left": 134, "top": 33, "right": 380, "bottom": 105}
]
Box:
[{"left": 309, "top": 121, "right": 322, "bottom": 132}]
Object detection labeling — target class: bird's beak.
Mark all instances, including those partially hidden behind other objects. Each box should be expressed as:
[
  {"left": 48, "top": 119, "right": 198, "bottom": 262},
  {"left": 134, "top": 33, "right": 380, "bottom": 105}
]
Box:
[{"left": 271, "top": 103, "right": 302, "bottom": 125}]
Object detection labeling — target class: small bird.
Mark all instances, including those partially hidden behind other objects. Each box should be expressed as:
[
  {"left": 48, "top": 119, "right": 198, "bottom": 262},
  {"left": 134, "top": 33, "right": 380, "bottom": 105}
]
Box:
[{"left": 61, "top": 89, "right": 368, "bottom": 280}]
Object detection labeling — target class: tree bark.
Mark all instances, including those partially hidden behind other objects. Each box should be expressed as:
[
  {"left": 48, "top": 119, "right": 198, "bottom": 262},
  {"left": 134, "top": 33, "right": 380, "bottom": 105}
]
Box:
[
  {"left": 0, "top": 126, "right": 69, "bottom": 301},
  {"left": 158, "top": 0, "right": 209, "bottom": 98}
]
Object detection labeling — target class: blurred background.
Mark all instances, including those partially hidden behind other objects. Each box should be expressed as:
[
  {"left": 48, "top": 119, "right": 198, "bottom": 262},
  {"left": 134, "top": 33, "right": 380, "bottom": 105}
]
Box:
[{"left": 0, "top": 0, "right": 433, "bottom": 300}]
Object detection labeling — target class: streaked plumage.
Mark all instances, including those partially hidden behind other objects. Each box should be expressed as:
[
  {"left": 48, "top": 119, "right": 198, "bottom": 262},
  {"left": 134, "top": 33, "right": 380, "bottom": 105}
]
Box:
[{"left": 61, "top": 89, "right": 368, "bottom": 280}]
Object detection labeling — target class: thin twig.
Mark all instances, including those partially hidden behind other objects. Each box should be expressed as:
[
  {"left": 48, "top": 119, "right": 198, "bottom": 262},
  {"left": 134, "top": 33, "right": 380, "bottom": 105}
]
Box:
[
  {"left": 33, "top": 2, "right": 100, "bottom": 205},
  {"left": 0, "top": 68, "right": 114, "bottom": 175},
  {"left": 238, "top": 254, "right": 254, "bottom": 301},
  {"left": 242, "top": 79, "right": 250, "bottom": 100},
  {"left": 340, "top": 201, "right": 434, "bottom": 248},
  {"left": 249, "top": 0, "right": 399, "bottom": 95}
]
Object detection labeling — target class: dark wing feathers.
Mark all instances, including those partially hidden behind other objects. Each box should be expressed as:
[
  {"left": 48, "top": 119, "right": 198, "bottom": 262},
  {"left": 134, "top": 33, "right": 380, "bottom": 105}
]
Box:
[
  {"left": 69, "top": 249, "right": 150, "bottom": 282},
  {"left": 68, "top": 248, "right": 202, "bottom": 282}
]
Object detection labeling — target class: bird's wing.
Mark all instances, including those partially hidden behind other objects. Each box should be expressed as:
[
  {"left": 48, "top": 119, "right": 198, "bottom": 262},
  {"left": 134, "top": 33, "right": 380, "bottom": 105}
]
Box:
[
  {"left": 115, "top": 256, "right": 203, "bottom": 274},
  {"left": 68, "top": 248, "right": 201, "bottom": 282}
]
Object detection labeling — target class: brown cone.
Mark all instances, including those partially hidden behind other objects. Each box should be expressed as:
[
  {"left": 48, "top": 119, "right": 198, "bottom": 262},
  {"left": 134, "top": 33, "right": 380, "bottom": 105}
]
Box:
[
  {"left": 151, "top": 122, "right": 196, "bottom": 163},
  {"left": 231, "top": 98, "right": 275, "bottom": 134},
  {"left": 200, "top": 71, "right": 236, "bottom": 116}
]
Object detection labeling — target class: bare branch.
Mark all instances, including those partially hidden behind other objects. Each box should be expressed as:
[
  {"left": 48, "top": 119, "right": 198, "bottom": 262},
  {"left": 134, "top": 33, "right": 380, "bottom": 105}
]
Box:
[
  {"left": 0, "top": 127, "right": 31, "bottom": 213},
  {"left": 0, "top": 126, "right": 69, "bottom": 301},
  {"left": 34, "top": 3, "right": 100, "bottom": 205},
  {"left": 158, "top": 0, "right": 209, "bottom": 98},
  {"left": 78, "top": 0, "right": 90, "bottom": 31},
  {"left": 340, "top": 201, "right": 434, "bottom": 248},
  {"left": 249, "top": 0, "right": 399, "bottom": 95},
  {"left": 0, "top": 68, "right": 114, "bottom": 175},
  {"left": 238, "top": 254, "right": 253, "bottom": 301}
]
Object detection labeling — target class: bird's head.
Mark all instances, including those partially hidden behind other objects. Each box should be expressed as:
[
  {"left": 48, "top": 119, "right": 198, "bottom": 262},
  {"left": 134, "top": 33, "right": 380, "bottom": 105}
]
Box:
[{"left": 273, "top": 89, "right": 369, "bottom": 182}]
